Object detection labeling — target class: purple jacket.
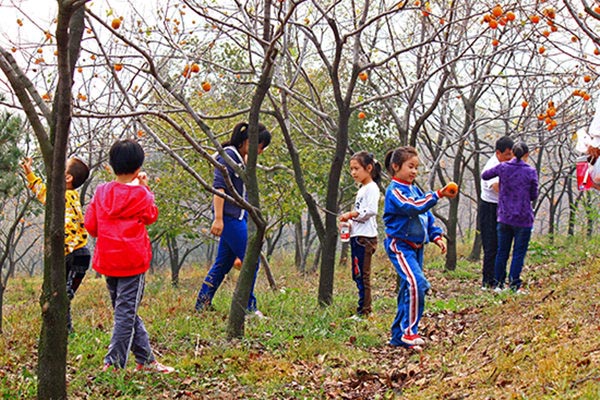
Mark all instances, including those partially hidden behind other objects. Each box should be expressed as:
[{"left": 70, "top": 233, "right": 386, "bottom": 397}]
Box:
[{"left": 481, "top": 159, "right": 538, "bottom": 228}]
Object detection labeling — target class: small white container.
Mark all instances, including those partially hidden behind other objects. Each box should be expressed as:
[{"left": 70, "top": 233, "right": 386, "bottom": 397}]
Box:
[{"left": 339, "top": 221, "right": 351, "bottom": 242}]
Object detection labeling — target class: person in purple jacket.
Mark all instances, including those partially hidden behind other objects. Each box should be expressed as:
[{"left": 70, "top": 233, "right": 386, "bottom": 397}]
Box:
[{"left": 481, "top": 142, "right": 538, "bottom": 293}]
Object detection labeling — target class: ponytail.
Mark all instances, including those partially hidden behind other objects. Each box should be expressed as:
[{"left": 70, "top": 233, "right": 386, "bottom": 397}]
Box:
[
  {"left": 384, "top": 149, "right": 395, "bottom": 174},
  {"left": 371, "top": 160, "right": 382, "bottom": 185},
  {"left": 222, "top": 122, "right": 272, "bottom": 150},
  {"left": 350, "top": 151, "right": 382, "bottom": 184},
  {"left": 512, "top": 141, "right": 529, "bottom": 160},
  {"left": 222, "top": 122, "right": 249, "bottom": 149},
  {"left": 258, "top": 123, "right": 272, "bottom": 149}
]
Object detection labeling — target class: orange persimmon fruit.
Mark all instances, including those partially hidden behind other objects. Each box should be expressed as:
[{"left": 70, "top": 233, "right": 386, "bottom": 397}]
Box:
[
  {"left": 111, "top": 18, "right": 121, "bottom": 29},
  {"left": 446, "top": 182, "right": 459, "bottom": 195}
]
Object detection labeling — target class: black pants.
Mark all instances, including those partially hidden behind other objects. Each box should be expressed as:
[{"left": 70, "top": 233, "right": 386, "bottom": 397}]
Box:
[
  {"left": 65, "top": 247, "right": 91, "bottom": 331},
  {"left": 478, "top": 200, "right": 498, "bottom": 288}
]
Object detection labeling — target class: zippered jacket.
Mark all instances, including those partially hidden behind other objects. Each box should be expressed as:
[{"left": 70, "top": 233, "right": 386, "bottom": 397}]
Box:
[
  {"left": 85, "top": 181, "right": 158, "bottom": 277},
  {"left": 383, "top": 178, "right": 443, "bottom": 245}
]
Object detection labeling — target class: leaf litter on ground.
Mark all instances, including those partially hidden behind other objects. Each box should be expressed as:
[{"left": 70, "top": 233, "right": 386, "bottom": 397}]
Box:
[{"left": 1, "top": 236, "right": 600, "bottom": 399}]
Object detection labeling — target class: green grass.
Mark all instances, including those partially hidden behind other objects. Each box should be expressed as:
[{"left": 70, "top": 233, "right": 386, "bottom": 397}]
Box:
[{"left": 1, "top": 234, "right": 600, "bottom": 398}]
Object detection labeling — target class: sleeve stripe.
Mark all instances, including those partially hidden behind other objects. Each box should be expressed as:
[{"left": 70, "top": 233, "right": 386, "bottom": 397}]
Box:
[{"left": 391, "top": 188, "right": 433, "bottom": 206}]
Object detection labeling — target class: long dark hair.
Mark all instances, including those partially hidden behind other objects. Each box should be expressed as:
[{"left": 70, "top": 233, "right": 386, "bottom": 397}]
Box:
[
  {"left": 350, "top": 151, "right": 382, "bottom": 184},
  {"left": 222, "top": 122, "right": 271, "bottom": 150}
]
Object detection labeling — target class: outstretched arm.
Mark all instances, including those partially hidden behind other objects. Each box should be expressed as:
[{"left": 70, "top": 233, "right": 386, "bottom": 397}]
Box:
[{"left": 21, "top": 157, "right": 47, "bottom": 204}]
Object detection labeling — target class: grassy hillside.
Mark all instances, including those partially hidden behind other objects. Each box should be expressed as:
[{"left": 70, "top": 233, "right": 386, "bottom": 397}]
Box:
[{"left": 1, "top": 236, "right": 600, "bottom": 399}]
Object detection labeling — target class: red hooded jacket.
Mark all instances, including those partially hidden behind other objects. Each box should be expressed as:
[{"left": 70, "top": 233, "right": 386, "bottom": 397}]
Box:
[{"left": 85, "top": 181, "right": 158, "bottom": 277}]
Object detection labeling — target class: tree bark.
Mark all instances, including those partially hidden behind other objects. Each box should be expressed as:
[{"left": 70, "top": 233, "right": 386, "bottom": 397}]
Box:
[
  {"left": 260, "top": 252, "right": 277, "bottom": 291},
  {"left": 0, "top": 285, "right": 4, "bottom": 334},
  {"left": 227, "top": 0, "right": 277, "bottom": 338},
  {"left": 36, "top": 4, "right": 86, "bottom": 399},
  {"left": 167, "top": 236, "right": 180, "bottom": 287},
  {"left": 294, "top": 221, "right": 303, "bottom": 271}
]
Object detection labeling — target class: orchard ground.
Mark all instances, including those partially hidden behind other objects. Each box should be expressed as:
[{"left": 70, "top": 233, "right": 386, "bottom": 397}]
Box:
[{"left": 1, "top": 235, "right": 600, "bottom": 399}]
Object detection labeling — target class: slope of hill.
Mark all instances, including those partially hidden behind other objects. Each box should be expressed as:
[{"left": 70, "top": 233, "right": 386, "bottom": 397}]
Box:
[{"left": 1, "top": 236, "right": 599, "bottom": 399}]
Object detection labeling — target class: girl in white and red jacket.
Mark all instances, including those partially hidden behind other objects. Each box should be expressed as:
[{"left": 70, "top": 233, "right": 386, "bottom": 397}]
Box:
[
  {"left": 383, "top": 146, "right": 457, "bottom": 349},
  {"left": 339, "top": 151, "right": 382, "bottom": 318},
  {"left": 85, "top": 138, "right": 173, "bottom": 373}
]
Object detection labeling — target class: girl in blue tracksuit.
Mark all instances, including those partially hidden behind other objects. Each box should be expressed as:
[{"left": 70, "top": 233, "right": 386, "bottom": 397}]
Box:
[
  {"left": 195, "top": 122, "right": 271, "bottom": 316},
  {"left": 383, "top": 146, "right": 457, "bottom": 349}
]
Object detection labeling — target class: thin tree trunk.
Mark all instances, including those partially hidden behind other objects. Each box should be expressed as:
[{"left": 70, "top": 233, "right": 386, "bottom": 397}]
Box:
[
  {"left": 167, "top": 236, "right": 180, "bottom": 287},
  {"left": 294, "top": 221, "right": 303, "bottom": 271},
  {"left": 37, "top": 5, "right": 86, "bottom": 399},
  {"left": 0, "top": 285, "right": 4, "bottom": 334},
  {"left": 339, "top": 242, "right": 349, "bottom": 267},
  {"left": 310, "top": 245, "right": 322, "bottom": 274},
  {"left": 260, "top": 252, "right": 277, "bottom": 291},
  {"left": 468, "top": 233, "right": 482, "bottom": 262},
  {"left": 227, "top": 0, "right": 277, "bottom": 338}
]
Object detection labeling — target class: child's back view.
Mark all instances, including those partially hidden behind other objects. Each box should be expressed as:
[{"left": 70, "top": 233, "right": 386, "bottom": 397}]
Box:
[
  {"left": 22, "top": 156, "right": 91, "bottom": 333},
  {"left": 85, "top": 138, "right": 173, "bottom": 373}
]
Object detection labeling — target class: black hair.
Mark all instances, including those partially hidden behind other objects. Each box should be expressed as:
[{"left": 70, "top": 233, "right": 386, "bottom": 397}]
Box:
[
  {"left": 512, "top": 142, "right": 529, "bottom": 160},
  {"left": 496, "top": 136, "right": 514, "bottom": 153},
  {"left": 67, "top": 157, "right": 90, "bottom": 189},
  {"left": 384, "top": 146, "right": 418, "bottom": 174},
  {"left": 222, "top": 122, "right": 272, "bottom": 150},
  {"left": 109, "top": 139, "right": 145, "bottom": 175},
  {"left": 222, "top": 122, "right": 249, "bottom": 148},
  {"left": 258, "top": 127, "right": 272, "bottom": 149},
  {"left": 350, "top": 151, "right": 382, "bottom": 184}
]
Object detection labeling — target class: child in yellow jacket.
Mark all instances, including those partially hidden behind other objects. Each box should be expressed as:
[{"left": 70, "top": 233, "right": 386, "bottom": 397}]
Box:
[{"left": 22, "top": 156, "right": 91, "bottom": 333}]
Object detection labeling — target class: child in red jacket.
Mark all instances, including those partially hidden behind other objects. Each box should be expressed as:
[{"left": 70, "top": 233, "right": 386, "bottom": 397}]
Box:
[{"left": 85, "top": 139, "right": 173, "bottom": 373}]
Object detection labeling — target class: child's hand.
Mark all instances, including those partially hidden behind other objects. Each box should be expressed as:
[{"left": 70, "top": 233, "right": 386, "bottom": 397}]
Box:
[
  {"left": 21, "top": 157, "right": 33, "bottom": 175},
  {"left": 339, "top": 211, "right": 355, "bottom": 222},
  {"left": 434, "top": 238, "right": 447, "bottom": 254},
  {"left": 136, "top": 171, "right": 149, "bottom": 187},
  {"left": 588, "top": 145, "right": 600, "bottom": 159}
]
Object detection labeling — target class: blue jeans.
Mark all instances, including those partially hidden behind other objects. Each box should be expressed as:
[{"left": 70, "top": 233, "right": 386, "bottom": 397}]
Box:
[
  {"left": 195, "top": 215, "right": 259, "bottom": 312},
  {"left": 494, "top": 223, "right": 532, "bottom": 290}
]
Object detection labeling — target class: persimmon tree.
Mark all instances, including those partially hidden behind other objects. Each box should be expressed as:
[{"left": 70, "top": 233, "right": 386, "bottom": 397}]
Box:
[
  {"left": 0, "top": 1, "right": 89, "bottom": 398},
  {"left": 268, "top": 0, "right": 463, "bottom": 304},
  {"left": 70, "top": 0, "right": 304, "bottom": 337}
]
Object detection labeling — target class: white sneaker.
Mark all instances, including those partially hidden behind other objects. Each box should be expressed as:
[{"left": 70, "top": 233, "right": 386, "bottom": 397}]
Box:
[
  {"left": 135, "top": 361, "right": 175, "bottom": 374},
  {"left": 250, "top": 310, "right": 267, "bottom": 319},
  {"left": 493, "top": 287, "right": 506, "bottom": 293}
]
